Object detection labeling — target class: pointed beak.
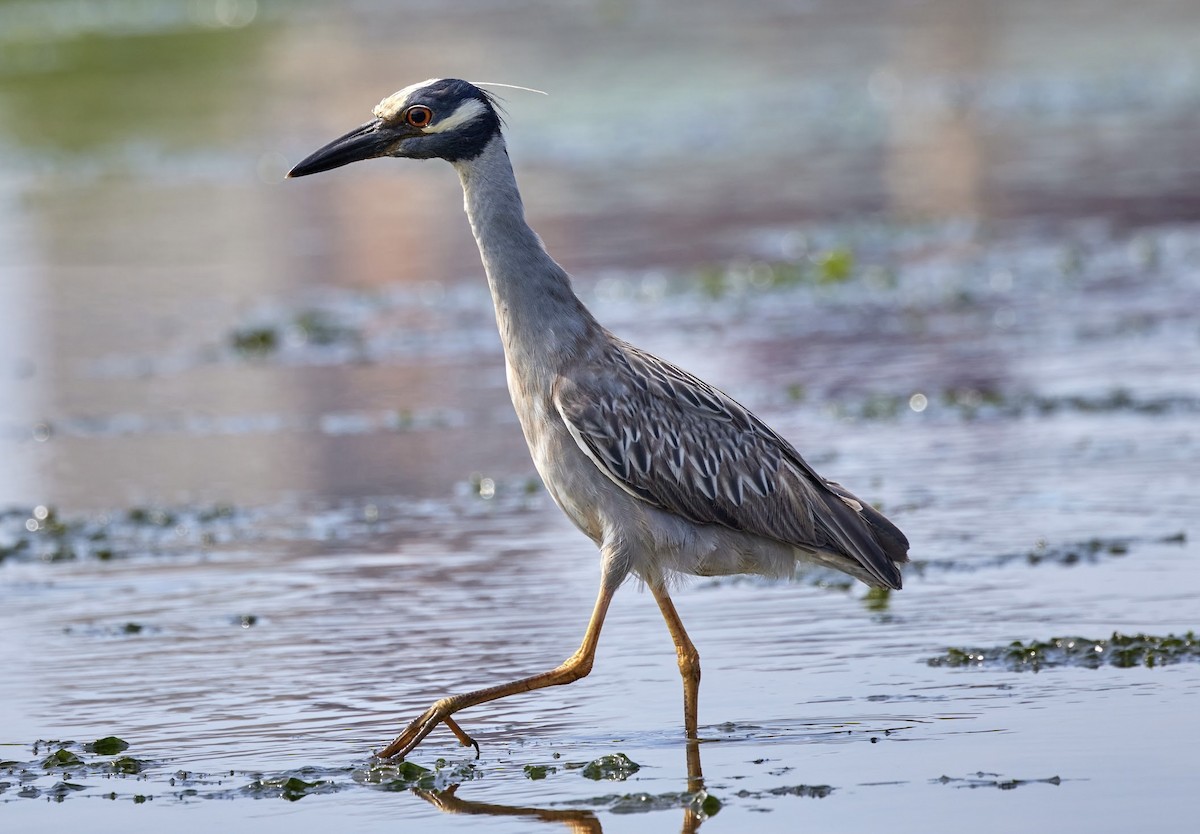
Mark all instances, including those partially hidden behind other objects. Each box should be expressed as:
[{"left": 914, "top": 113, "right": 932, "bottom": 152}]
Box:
[{"left": 287, "top": 118, "right": 400, "bottom": 178}]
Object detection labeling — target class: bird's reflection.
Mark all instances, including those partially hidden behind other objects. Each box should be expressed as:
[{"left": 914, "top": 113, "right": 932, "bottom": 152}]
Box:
[
  {"left": 413, "top": 740, "right": 709, "bottom": 834},
  {"left": 414, "top": 786, "right": 604, "bottom": 834}
]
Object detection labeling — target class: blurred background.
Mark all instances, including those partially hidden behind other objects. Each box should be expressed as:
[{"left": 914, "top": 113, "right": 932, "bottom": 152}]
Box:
[{"left": 2, "top": 0, "right": 1198, "bottom": 510}]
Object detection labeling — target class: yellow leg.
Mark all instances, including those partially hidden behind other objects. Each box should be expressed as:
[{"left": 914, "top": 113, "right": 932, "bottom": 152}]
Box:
[
  {"left": 649, "top": 583, "right": 701, "bottom": 740},
  {"left": 378, "top": 581, "right": 617, "bottom": 760},
  {"left": 441, "top": 716, "right": 479, "bottom": 756}
]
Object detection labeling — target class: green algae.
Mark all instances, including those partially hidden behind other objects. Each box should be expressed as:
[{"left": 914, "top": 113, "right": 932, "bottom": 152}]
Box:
[
  {"left": 928, "top": 632, "right": 1200, "bottom": 671},
  {"left": 352, "top": 758, "right": 480, "bottom": 793},
  {"left": 694, "top": 248, "right": 858, "bottom": 298},
  {"left": 229, "top": 326, "right": 279, "bottom": 357},
  {"left": 578, "top": 753, "right": 641, "bottom": 781},
  {"left": 578, "top": 788, "right": 721, "bottom": 817},
  {"left": 0, "top": 503, "right": 247, "bottom": 565},
  {"left": 41, "top": 749, "right": 83, "bottom": 769},
  {"left": 242, "top": 774, "right": 340, "bottom": 802},
  {"left": 84, "top": 737, "right": 129, "bottom": 755}
]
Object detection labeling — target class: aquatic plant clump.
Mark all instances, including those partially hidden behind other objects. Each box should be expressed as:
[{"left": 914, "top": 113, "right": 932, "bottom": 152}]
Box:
[
  {"left": 572, "top": 753, "right": 641, "bottom": 781},
  {"left": 0, "top": 504, "right": 243, "bottom": 565},
  {"left": 928, "top": 632, "right": 1199, "bottom": 671}
]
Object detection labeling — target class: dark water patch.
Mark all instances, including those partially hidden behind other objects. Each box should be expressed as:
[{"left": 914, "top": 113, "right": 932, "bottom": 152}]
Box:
[
  {"left": 936, "top": 772, "right": 1063, "bottom": 790},
  {"left": 928, "top": 632, "right": 1200, "bottom": 671}
]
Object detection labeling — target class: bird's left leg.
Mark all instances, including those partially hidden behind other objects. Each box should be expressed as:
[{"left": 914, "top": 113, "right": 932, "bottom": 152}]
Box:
[
  {"left": 377, "top": 580, "right": 618, "bottom": 760},
  {"left": 649, "top": 582, "right": 701, "bottom": 740}
]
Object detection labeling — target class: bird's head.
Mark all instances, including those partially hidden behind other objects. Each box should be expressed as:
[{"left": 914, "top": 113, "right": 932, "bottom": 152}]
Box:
[{"left": 287, "top": 78, "right": 502, "bottom": 178}]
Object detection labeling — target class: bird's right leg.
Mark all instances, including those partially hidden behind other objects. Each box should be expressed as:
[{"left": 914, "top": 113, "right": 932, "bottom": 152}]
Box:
[
  {"left": 649, "top": 582, "right": 701, "bottom": 740},
  {"left": 378, "top": 579, "right": 618, "bottom": 760}
]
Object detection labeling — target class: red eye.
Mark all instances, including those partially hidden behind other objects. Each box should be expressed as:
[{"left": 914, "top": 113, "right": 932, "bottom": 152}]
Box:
[{"left": 405, "top": 105, "right": 433, "bottom": 128}]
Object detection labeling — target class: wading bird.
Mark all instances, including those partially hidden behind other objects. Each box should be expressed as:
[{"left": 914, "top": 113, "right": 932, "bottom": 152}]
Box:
[{"left": 289, "top": 79, "right": 909, "bottom": 760}]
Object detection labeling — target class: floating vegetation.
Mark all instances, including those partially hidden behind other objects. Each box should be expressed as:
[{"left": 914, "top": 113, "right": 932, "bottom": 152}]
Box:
[
  {"left": 572, "top": 753, "right": 641, "bottom": 781},
  {"left": 579, "top": 789, "right": 721, "bottom": 817},
  {"left": 126, "top": 507, "right": 178, "bottom": 527},
  {"left": 41, "top": 749, "right": 83, "bottom": 769},
  {"left": 84, "top": 737, "right": 130, "bottom": 756},
  {"left": 229, "top": 325, "right": 279, "bottom": 357},
  {"left": 111, "top": 756, "right": 150, "bottom": 775},
  {"left": 62, "top": 621, "right": 162, "bottom": 639},
  {"left": 734, "top": 784, "right": 834, "bottom": 799},
  {"left": 1022, "top": 537, "right": 1130, "bottom": 566},
  {"left": 354, "top": 759, "right": 435, "bottom": 791},
  {"left": 0, "top": 490, "right": 554, "bottom": 570},
  {"left": 242, "top": 773, "right": 341, "bottom": 802},
  {"left": 0, "top": 504, "right": 246, "bottom": 565},
  {"left": 523, "top": 764, "right": 556, "bottom": 780},
  {"left": 2, "top": 738, "right": 491, "bottom": 804},
  {"left": 936, "top": 772, "right": 1062, "bottom": 790},
  {"left": 694, "top": 247, "right": 857, "bottom": 298},
  {"left": 17, "top": 406, "right": 469, "bottom": 441},
  {"left": 293, "top": 309, "right": 360, "bottom": 348},
  {"left": 907, "top": 532, "right": 1184, "bottom": 576},
  {"left": 928, "top": 632, "right": 1200, "bottom": 671},
  {"left": 352, "top": 758, "right": 481, "bottom": 793},
  {"left": 229, "top": 310, "right": 361, "bottom": 361},
  {"left": 830, "top": 386, "right": 1200, "bottom": 422},
  {"left": 862, "top": 587, "right": 891, "bottom": 612},
  {"left": 1, "top": 736, "right": 164, "bottom": 801}
]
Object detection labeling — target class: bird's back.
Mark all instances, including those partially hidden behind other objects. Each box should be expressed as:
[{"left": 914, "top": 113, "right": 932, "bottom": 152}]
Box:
[{"left": 554, "top": 336, "right": 909, "bottom": 589}]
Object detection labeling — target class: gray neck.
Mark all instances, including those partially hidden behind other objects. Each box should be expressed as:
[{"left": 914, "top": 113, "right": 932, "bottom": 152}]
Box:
[{"left": 453, "top": 137, "right": 597, "bottom": 383}]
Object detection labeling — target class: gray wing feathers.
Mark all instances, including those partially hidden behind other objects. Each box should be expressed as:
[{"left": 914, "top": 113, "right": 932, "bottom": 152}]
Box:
[{"left": 554, "top": 339, "right": 909, "bottom": 589}]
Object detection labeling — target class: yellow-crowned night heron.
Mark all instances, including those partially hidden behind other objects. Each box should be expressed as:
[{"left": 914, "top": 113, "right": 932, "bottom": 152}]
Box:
[{"left": 289, "top": 78, "right": 909, "bottom": 761}]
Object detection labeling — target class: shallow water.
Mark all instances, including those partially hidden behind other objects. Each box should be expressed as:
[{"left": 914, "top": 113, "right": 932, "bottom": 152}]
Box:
[{"left": 2, "top": 1, "right": 1199, "bottom": 832}]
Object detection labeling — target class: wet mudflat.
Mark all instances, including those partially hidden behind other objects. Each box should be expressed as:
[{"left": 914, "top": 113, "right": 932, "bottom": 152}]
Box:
[{"left": 2, "top": 2, "right": 1199, "bottom": 833}]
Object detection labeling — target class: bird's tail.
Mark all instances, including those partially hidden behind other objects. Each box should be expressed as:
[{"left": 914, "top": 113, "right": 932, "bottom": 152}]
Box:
[{"left": 819, "top": 482, "right": 910, "bottom": 590}]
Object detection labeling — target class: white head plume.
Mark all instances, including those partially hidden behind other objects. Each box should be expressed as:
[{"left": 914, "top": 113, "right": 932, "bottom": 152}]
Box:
[{"left": 472, "top": 82, "right": 549, "bottom": 96}]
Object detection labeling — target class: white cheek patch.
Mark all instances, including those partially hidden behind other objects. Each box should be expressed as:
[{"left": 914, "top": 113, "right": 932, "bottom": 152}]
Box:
[
  {"left": 422, "top": 98, "right": 487, "bottom": 134},
  {"left": 373, "top": 78, "right": 441, "bottom": 121}
]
